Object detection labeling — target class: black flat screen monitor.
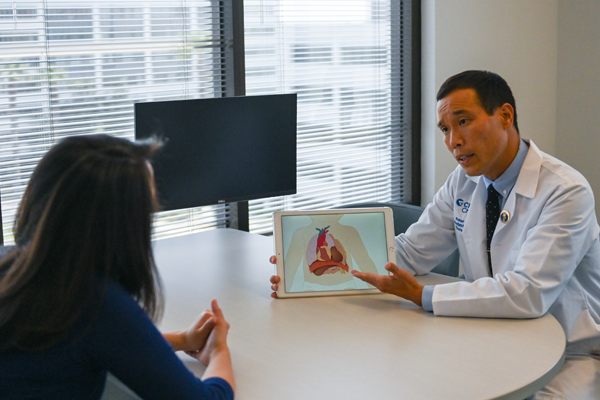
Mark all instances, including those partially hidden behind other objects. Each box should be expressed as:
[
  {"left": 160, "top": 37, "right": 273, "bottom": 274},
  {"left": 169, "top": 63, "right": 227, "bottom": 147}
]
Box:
[{"left": 134, "top": 94, "right": 297, "bottom": 211}]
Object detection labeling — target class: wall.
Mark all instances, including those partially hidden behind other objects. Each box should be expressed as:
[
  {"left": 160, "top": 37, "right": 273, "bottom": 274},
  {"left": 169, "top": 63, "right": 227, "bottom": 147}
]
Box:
[
  {"left": 421, "top": 0, "right": 559, "bottom": 203},
  {"left": 556, "top": 1, "right": 600, "bottom": 218}
]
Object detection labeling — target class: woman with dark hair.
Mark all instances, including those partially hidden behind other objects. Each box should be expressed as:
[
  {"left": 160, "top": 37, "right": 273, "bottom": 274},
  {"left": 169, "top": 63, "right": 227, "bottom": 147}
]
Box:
[{"left": 0, "top": 134, "right": 234, "bottom": 399}]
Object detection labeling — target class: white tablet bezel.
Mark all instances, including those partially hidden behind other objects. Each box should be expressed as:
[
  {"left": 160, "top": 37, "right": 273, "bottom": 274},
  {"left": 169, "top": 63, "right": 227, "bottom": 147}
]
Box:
[{"left": 272, "top": 207, "right": 396, "bottom": 298}]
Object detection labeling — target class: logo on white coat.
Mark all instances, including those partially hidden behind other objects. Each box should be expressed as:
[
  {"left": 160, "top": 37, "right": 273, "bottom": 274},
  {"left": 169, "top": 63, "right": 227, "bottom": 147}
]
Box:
[{"left": 456, "top": 199, "right": 470, "bottom": 213}]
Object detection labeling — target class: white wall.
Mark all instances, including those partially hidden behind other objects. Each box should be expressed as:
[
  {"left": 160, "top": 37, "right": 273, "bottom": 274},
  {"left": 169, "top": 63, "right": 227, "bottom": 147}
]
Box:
[
  {"left": 556, "top": 1, "right": 600, "bottom": 218},
  {"left": 421, "top": 0, "right": 558, "bottom": 203}
]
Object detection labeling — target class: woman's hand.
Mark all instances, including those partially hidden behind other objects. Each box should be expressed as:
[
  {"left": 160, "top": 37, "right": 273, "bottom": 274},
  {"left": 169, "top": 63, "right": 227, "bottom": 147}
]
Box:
[
  {"left": 183, "top": 309, "right": 216, "bottom": 352},
  {"left": 190, "top": 300, "right": 230, "bottom": 366},
  {"left": 163, "top": 309, "right": 216, "bottom": 353},
  {"left": 186, "top": 300, "right": 236, "bottom": 392}
]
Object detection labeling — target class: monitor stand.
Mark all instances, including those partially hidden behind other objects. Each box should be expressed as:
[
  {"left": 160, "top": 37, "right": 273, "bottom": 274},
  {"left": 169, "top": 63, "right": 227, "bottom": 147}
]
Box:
[{"left": 228, "top": 201, "right": 249, "bottom": 231}]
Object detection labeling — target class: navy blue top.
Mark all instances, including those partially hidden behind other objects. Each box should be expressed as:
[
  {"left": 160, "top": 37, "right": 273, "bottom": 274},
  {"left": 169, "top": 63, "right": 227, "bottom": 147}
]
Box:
[{"left": 0, "top": 280, "right": 234, "bottom": 400}]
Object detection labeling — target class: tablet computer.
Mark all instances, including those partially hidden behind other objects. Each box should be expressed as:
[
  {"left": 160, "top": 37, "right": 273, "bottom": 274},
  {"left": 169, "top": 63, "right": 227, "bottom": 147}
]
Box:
[{"left": 272, "top": 208, "right": 396, "bottom": 298}]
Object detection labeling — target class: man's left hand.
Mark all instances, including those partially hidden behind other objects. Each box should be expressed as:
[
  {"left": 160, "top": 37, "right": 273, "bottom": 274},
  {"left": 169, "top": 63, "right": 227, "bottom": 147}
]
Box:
[{"left": 352, "top": 262, "right": 424, "bottom": 306}]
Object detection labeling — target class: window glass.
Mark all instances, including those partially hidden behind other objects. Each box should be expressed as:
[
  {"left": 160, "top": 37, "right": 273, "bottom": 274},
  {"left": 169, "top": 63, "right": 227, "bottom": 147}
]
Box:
[
  {"left": 245, "top": 0, "right": 409, "bottom": 234},
  {"left": 0, "top": 1, "right": 229, "bottom": 243}
]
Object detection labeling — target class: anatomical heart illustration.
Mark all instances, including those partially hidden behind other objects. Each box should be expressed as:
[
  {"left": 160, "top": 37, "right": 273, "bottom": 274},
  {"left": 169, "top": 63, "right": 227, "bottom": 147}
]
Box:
[{"left": 306, "top": 226, "right": 350, "bottom": 276}]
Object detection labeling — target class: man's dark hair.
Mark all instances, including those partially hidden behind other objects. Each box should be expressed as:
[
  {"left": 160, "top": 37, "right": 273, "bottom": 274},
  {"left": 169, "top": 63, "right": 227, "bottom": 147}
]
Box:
[
  {"left": 0, "top": 134, "right": 163, "bottom": 351},
  {"left": 436, "top": 70, "right": 519, "bottom": 133}
]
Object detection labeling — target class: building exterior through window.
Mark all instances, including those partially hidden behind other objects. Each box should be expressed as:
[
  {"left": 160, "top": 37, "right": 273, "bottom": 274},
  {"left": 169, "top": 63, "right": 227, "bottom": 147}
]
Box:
[{"left": 0, "top": 0, "right": 415, "bottom": 242}]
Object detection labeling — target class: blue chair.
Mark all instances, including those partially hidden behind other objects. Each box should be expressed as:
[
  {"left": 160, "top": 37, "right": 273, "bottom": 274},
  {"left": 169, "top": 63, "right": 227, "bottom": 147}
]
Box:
[{"left": 335, "top": 202, "right": 460, "bottom": 277}]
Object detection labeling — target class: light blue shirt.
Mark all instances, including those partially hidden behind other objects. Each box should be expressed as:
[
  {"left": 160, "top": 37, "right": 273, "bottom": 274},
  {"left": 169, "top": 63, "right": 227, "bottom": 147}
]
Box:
[{"left": 422, "top": 139, "right": 529, "bottom": 312}]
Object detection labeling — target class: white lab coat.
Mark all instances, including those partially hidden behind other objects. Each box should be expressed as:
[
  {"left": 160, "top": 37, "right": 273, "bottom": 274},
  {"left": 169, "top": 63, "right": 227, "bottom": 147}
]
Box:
[
  {"left": 396, "top": 139, "right": 600, "bottom": 354},
  {"left": 396, "top": 139, "right": 600, "bottom": 397}
]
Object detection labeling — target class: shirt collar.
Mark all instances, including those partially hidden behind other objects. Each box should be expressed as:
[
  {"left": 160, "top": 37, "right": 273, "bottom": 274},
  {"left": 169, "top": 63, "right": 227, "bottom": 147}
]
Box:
[{"left": 482, "top": 139, "right": 529, "bottom": 198}]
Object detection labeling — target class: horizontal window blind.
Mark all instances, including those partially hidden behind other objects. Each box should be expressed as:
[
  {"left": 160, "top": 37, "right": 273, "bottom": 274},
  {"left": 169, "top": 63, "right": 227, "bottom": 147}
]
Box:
[
  {"left": 244, "top": 0, "right": 407, "bottom": 234},
  {"left": 0, "top": 1, "right": 233, "bottom": 243}
]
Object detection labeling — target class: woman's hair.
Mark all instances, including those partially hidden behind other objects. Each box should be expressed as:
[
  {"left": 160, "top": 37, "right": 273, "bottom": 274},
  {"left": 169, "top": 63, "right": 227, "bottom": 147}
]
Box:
[{"left": 0, "top": 134, "right": 163, "bottom": 351}]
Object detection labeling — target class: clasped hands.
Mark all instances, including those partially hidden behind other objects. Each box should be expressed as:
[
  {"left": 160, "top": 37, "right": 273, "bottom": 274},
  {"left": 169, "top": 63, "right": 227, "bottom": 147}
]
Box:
[
  {"left": 163, "top": 299, "right": 230, "bottom": 366},
  {"left": 269, "top": 256, "right": 424, "bottom": 306}
]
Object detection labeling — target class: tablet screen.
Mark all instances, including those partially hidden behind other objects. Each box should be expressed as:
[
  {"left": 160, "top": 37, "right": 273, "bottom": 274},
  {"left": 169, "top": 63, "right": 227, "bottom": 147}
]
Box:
[{"left": 277, "top": 210, "right": 393, "bottom": 294}]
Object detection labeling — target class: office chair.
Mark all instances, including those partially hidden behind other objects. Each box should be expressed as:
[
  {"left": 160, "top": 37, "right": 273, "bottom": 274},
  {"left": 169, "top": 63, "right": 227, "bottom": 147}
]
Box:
[{"left": 334, "top": 202, "right": 460, "bottom": 277}]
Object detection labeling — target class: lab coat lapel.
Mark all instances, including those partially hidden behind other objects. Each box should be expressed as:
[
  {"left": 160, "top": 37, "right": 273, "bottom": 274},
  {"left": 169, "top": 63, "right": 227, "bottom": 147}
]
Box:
[
  {"left": 489, "top": 140, "right": 541, "bottom": 272},
  {"left": 494, "top": 139, "right": 540, "bottom": 237},
  {"left": 494, "top": 192, "right": 515, "bottom": 237},
  {"left": 513, "top": 139, "right": 541, "bottom": 199}
]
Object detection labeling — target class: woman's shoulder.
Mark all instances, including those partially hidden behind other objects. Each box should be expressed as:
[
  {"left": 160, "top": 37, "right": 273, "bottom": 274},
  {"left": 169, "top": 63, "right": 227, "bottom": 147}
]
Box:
[
  {"left": 78, "top": 279, "right": 161, "bottom": 356},
  {"left": 95, "top": 280, "right": 148, "bottom": 322},
  {"left": 71, "top": 279, "right": 151, "bottom": 342}
]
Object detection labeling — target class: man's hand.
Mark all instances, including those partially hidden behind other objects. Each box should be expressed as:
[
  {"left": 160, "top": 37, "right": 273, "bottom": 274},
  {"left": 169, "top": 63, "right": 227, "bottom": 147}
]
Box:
[
  {"left": 352, "top": 262, "right": 424, "bottom": 306},
  {"left": 269, "top": 255, "right": 280, "bottom": 298}
]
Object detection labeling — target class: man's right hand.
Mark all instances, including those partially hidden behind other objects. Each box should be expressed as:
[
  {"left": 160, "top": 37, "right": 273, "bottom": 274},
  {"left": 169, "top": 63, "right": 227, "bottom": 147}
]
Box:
[{"left": 269, "top": 255, "right": 280, "bottom": 298}]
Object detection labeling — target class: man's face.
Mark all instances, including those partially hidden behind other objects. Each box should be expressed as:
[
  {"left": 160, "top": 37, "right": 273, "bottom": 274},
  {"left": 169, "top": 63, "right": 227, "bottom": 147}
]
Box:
[{"left": 437, "top": 88, "right": 515, "bottom": 181}]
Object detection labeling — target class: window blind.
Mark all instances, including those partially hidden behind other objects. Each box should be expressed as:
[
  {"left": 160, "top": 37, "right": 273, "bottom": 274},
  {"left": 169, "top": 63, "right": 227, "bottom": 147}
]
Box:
[
  {"left": 244, "top": 0, "right": 408, "bottom": 234},
  {"left": 0, "top": 1, "right": 233, "bottom": 243}
]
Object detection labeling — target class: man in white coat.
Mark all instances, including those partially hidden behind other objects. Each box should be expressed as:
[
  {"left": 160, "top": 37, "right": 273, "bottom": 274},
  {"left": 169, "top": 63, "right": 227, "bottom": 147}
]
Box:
[{"left": 270, "top": 70, "right": 600, "bottom": 398}]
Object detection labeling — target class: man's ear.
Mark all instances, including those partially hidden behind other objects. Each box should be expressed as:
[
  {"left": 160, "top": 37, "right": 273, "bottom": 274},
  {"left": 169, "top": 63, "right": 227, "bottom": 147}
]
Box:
[{"left": 498, "top": 103, "right": 515, "bottom": 129}]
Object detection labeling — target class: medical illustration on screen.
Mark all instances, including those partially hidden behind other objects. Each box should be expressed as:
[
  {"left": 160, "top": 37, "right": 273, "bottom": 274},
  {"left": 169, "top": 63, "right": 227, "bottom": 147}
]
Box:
[
  {"left": 308, "top": 226, "right": 350, "bottom": 276},
  {"left": 281, "top": 213, "right": 389, "bottom": 293}
]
